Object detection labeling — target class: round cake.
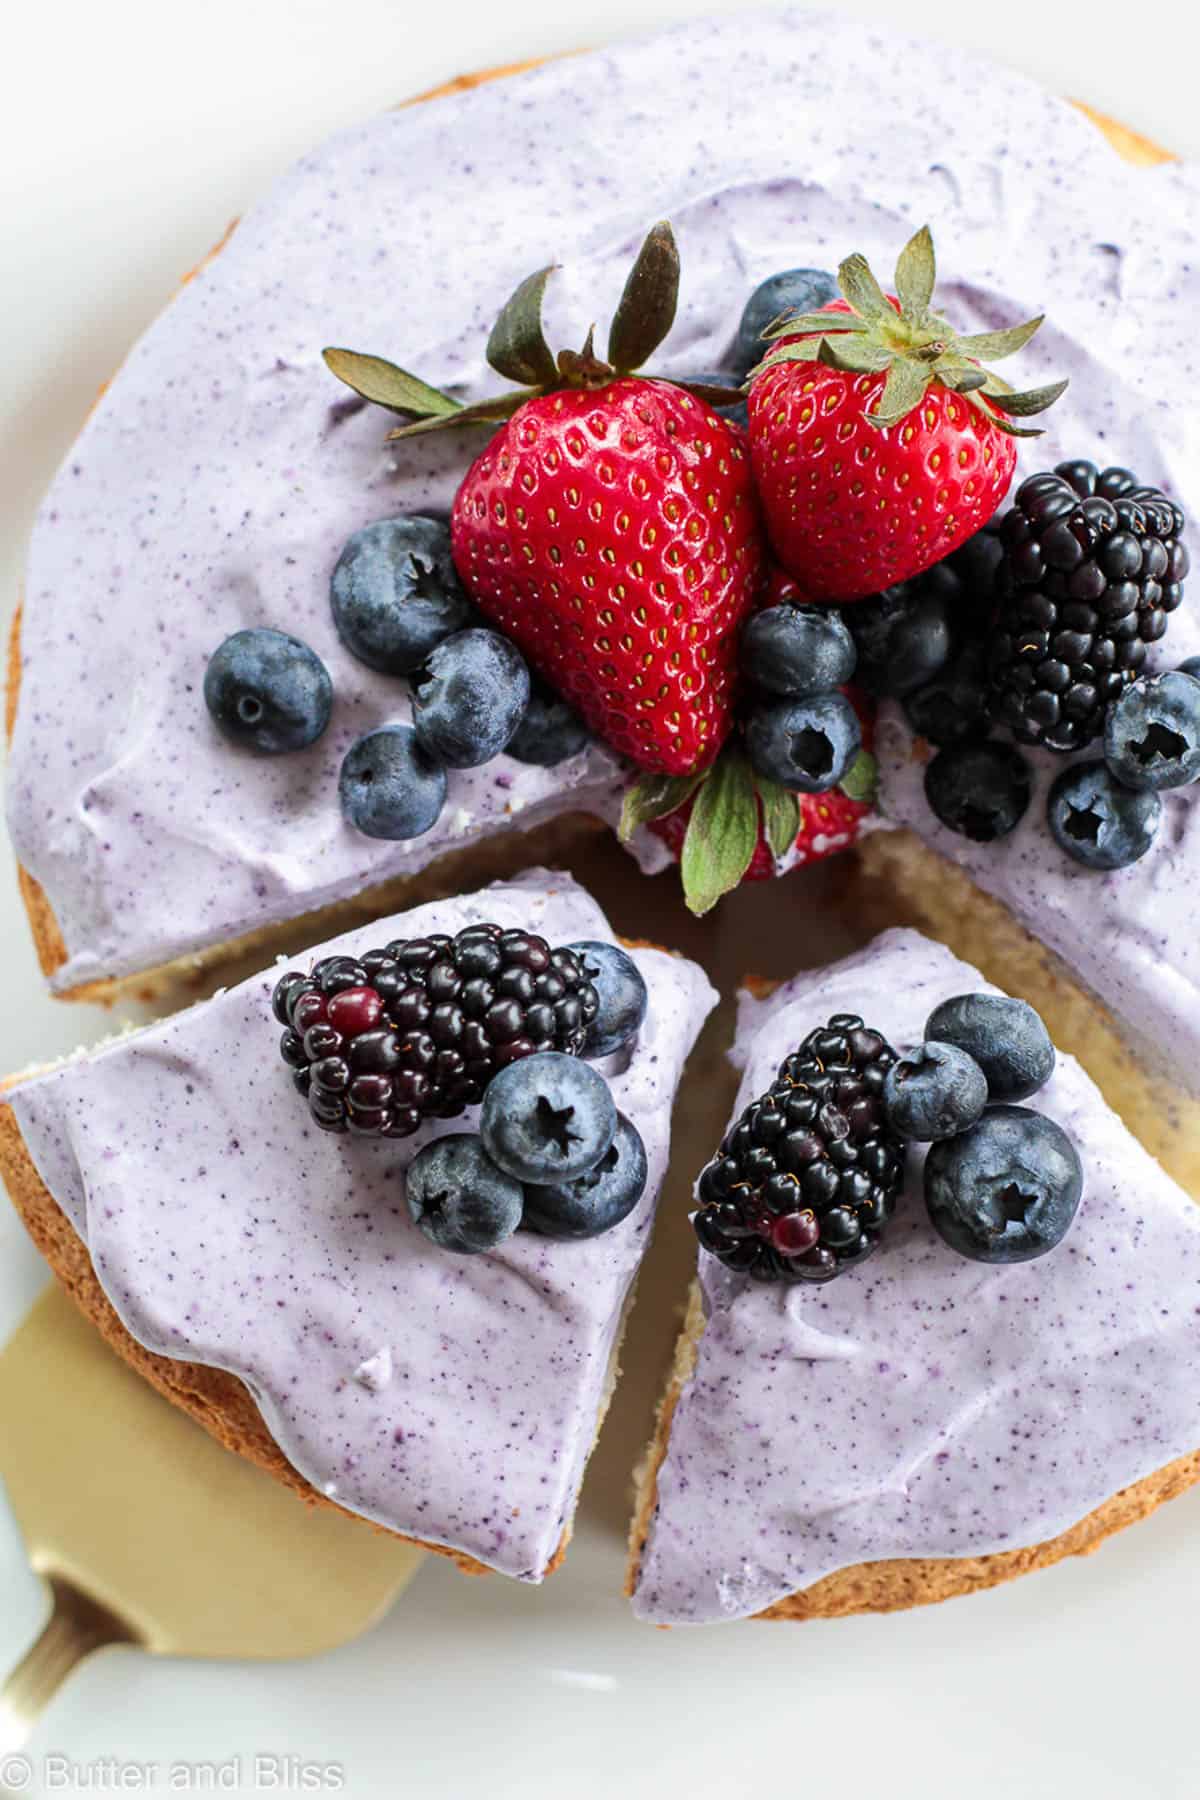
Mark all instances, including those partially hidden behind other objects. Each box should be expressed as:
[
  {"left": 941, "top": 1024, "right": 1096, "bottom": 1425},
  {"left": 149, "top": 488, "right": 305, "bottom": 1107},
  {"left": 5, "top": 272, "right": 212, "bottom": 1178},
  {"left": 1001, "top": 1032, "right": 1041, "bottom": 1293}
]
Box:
[{"left": 6, "top": 9, "right": 1200, "bottom": 1621}]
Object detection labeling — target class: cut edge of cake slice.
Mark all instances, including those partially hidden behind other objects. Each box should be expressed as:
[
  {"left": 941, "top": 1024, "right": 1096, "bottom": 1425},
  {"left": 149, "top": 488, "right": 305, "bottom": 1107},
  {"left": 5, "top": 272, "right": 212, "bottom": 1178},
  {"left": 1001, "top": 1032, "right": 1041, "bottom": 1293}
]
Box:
[
  {"left": 0, "top": 869, "right": 718, "bottom": 1581},
  {"left": 626, "top": 926, "right": 1200, "bottom": 1624}
]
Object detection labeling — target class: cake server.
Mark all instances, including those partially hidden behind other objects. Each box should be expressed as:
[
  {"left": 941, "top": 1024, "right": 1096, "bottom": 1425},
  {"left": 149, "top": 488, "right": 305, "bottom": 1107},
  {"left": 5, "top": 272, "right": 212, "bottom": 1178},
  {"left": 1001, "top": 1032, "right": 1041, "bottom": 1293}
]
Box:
[{"left": 0, "top": 1283, "right": 424, "bottom": 1752}]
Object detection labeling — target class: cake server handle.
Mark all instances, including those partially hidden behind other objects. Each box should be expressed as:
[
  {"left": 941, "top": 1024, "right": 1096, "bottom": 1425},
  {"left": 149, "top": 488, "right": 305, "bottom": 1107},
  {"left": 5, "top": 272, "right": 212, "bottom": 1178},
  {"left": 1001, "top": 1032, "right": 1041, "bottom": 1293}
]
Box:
[{"left": 0, "top": 1574, "right": 142, "bottom": 1754}]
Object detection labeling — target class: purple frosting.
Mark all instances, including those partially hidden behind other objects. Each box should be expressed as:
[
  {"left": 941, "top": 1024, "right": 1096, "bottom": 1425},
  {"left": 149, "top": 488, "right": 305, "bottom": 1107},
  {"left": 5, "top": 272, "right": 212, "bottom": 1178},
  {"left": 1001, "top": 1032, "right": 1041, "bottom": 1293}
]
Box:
[
  {"left": 14, "top": 9, "right": 1200, "bottom": 989},
  {"left": 632, "top": 930, "right": 1200, "bottom": 1625},
  {"left": 7, "top": 872, "right": 717, "bottom": 1578}
]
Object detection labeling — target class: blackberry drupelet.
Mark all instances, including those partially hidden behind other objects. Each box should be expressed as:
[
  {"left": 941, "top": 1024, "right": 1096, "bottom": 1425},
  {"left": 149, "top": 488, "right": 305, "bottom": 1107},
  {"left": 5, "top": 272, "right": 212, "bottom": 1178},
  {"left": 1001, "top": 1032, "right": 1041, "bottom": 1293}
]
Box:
[
  {"left": 273, "top": 925, "right": 599, "bottom": 1137},
  {"left": 988, "top": 462, "right": 1189, "bottom": 752},
  {"left": 693, "top": 1013, "right": 907, "bottom": 1283}
]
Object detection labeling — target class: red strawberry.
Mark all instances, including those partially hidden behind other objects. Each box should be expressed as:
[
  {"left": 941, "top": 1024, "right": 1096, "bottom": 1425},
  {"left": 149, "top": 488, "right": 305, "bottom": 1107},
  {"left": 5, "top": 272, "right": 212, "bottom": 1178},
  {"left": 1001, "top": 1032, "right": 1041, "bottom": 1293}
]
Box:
[
  {"left": 451, "top": 379, "right": 762, "bottom": 774},
  {"left": 322, "top": 224, "right": 764, "bottom": 777},
  {"left": 746, "top": 226, "right": 1066, "bottom": 604},
  {"left": 621, "top": 685, "right": 877, "bottom": 913},
  {"left": 649, "top": 781, "right": 870, "bottom": 881}
]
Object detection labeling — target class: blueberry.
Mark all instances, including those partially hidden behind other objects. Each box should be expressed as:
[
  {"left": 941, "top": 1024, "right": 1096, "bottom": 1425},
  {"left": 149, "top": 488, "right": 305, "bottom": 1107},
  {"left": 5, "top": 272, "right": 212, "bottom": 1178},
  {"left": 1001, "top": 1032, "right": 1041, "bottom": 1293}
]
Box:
[
  {"left": 331, "top": 514, "right": 473, "bottom": 674},
  {"left": 745, "top": 692, "right": 861, "bottom": 793},
  {"left": 685, "top": 369, "right": 748, "bottom": 430},
  {"left": 566, "top": 940, "right": 648, "bottom": 1057},
  {"left": 405, "top": 1133, "right": 523, "bottom": 1254},
  {"left": 506, "top": 678, "right": 591, "bottom": 765},
  {"left": 924, "top": 1106, "right": 1084, "bottom": 1264},
  {"left": 924, "top": 740, "right": 1031, "bottom": 841},
  {"left": 740, "top": 606, "right": 856, "bottom": 698},
  {"left": 204, "top": 628, "right": 332, "bottom": 753},
  {"left": 732, "top": 268, "right": 838, "bottom": 379},
  {"left": 883, "top": 1041, "right": 987, "bottom": 1141},
  {"left": 339, "top": 725, "right": 447, "bottom": 839},
  {"left": 1178, "top": 656, "right": 1200, "bottom": 683},
  {"left": 1104, "top": 671, "right": 1200, "bottom": 791},
  {"left": 480, "top": 1052, "right": 617, "bottom": 1185},
  {"left": 846, "top": 582, "right": 954, "bottom": 697},
  {"left": 1047, "top": 759, "right": 1160, "bottom": 869},
  {"left": 924, "top": 993, "right": 1055, "bottom": 1102},
  {"left": 521, "top": 1114, "right": 648, "bottom": 1238},
  {"left": 412, "top": 628, "right": 530, "bottom": 768},
  {"left": 903, "top": 644, "right": 990, "bottom": 747}
]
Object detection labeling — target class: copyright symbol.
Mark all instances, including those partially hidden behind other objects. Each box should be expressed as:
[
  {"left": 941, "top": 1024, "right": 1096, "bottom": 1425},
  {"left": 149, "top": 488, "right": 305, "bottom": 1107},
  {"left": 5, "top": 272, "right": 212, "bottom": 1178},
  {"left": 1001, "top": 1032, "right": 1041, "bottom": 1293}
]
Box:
[{"left": 0, "top": 1755, "right": 33, "bottom": 1791}]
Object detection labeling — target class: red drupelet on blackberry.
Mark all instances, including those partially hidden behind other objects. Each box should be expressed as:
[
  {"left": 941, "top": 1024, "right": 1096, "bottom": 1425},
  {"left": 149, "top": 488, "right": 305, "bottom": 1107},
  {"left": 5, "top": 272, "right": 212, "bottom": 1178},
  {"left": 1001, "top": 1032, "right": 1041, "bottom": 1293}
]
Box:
[
  {"left": 988, "top": 462, "right": 1189, "bottom": 752},
  {"left": 693, "top": 1014, "right": 908, "bottom": 1283},
  {"left": 272, "top": 926, "right": 599, "bottom": 1137}
]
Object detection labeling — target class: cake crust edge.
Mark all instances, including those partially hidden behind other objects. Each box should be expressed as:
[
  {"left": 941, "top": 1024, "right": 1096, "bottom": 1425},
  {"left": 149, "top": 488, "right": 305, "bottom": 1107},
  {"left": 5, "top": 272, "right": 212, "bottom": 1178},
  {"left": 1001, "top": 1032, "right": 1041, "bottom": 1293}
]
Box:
[{"left": 625, "top": 1257, "right": 1200, "bottom": 1624}]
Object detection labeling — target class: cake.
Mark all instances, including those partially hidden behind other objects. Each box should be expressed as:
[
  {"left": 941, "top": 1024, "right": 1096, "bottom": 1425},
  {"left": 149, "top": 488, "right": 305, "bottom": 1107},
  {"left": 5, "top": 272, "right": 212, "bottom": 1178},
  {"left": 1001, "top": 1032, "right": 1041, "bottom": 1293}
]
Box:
[
  {"left": 6, "top": 9, "right": 1200, "bottom": 1622},
  {"left": 15, "top": 11, "right": 1190, "bottom": 1008},
  {"left": 627, "top": 930, "right": 1200, "bottom": 1624},
  {"left": 0, "top": 871, "right": 716, "bottom": 1578}
]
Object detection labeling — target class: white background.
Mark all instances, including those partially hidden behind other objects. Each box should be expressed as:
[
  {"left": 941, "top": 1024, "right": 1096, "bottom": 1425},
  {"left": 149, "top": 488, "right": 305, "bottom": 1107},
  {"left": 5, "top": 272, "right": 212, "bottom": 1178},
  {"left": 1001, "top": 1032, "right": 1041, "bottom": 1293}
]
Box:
[{"left": 4, "top": 2, "right": 1200, "bottom": 1796}]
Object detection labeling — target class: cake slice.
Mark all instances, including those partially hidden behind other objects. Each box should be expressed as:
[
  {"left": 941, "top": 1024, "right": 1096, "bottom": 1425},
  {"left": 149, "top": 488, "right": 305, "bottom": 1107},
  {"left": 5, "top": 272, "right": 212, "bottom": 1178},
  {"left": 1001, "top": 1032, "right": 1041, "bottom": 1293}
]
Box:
[
  {"left": 627, "top": 928, "right": 1200, "bottom": 1624},
  {"left": 0, "top": 870, "right": 716, "bottom": 1580}
]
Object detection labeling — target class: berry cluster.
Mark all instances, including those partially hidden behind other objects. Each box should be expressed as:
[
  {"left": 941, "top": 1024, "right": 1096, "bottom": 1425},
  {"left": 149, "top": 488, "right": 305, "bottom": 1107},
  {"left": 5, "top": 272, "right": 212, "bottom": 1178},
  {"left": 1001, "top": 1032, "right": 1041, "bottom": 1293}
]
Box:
[
  {"left": 888, "top": 994, "right": 1083, "bottom": 1265},
  {"left": 273, "top": 931, "right": 652, "bottom": 1254},
  {"left": 205, "top": 513, "right": 592, "bottom": 842},
  {"left": 904, "top": 461, "right": 1194, "bottom": 867},
  {"left": 693, "top": 1014, "right": 905, "bottom": 1283},
  {"left": 274, "top": 925, "right": 600, "bottom": 1138},
  {"left": 406, "top": 1054, "right": 648, "bottom": 1254},
  {"left": 987, "top": 464, "right": 1187, "bottom": 752},
  {"left": 740, "top": 603, "right": 863, "bottom": 796},
  {"left": 1046, "top": 665, "right": 1200, "bottom": 870}
]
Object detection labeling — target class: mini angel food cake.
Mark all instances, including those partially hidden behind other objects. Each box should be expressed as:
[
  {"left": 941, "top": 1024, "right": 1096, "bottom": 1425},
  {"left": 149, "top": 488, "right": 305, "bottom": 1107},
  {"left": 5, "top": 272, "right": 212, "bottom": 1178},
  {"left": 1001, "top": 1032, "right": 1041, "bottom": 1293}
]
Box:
[
  {"left": 0, "top": 871, "right": 716, "bottom": 1578},
  {"left": 628, "top": 930, "right": 1200, "bottom": 1624}
]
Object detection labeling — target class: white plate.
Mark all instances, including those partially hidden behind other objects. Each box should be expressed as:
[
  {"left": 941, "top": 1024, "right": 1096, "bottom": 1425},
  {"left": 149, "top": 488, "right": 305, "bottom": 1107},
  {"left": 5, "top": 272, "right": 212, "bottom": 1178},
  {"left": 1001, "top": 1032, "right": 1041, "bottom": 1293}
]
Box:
[{"left": 5, "top": 3, "right": 1200, "bottom": 1795}]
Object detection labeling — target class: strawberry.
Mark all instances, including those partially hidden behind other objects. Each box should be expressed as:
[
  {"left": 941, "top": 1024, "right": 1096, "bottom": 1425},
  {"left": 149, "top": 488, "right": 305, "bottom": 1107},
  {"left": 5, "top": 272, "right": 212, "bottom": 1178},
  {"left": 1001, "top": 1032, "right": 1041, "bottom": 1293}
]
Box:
[
  {"left": 451, "top": 378, "right": 762, "bottom": 773},
  {"left": 648, "top": 780, "right": 871, "bottom": 881},
  {"left": 746, "top": 226, "right": 1067, "bottom": 604},
  {"left": 323, "top": 226, "right": 764, "bottom": 776},
  {"left": 621, "top": 684, "right": 877, "bottom": 913}
]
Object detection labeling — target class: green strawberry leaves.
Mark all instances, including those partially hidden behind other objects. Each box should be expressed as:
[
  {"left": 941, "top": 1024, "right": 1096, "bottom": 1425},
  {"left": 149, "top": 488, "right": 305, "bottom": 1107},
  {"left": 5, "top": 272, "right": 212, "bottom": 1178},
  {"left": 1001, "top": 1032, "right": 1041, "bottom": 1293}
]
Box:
[
  {"left": 321, "top": 350, "right": 461, "bottom": 419},
  {"left": 384, "top": 391, "right": 539, "bottom": 441},
  {"left": 755, "top": 775, "right": 801, "bottom": 860},
  {"left": 838, "top": 750, "right": 878, "bottom": 804},
  {"left": 324, "top": 222, "right": 712, "bottom": 434},
  {"left": 486, "top": 265, "right": 560, "bottom": 388},
  {"left": 753, "top": 224, "right": 1067, "bottom": 437},
  {"left": 680, "top": 748, "right": 759, "bottom": 917},
  {"left": 619, "top": 740, "right": 878, "bottom": 916},
  {"left": 618, "top": 771, "right": 705, "bottom": 843},
  {"left": 607, "top": 222, "right": 680, "bottom": 373},
  {"left": 893, "top": 224, "right": 936, "bottom": 321}
]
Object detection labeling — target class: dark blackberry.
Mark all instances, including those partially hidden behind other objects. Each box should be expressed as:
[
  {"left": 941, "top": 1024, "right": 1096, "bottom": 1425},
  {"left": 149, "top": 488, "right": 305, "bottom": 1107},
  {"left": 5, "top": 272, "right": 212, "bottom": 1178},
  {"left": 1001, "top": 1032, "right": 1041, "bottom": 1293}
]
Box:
[
  {"left": 693, "top": 1014, "right": 907, "bottom": 1283},
  {"left": 272, "top": 926, "right": 599, "bottom": 1137},
  {"left": 988, "top": 462, "right": 1188, "bottom": 752}
]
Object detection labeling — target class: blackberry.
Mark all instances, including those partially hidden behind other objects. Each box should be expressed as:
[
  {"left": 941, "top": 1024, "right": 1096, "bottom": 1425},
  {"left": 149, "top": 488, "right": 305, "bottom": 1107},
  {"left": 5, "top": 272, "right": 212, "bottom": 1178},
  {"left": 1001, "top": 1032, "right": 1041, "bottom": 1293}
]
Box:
[
  {"left": 693, "top": 1014, "right": 906, "bottom": 1283},
  {"left": 988, "top": 462, "right": 1188, "bottom": 752},
  {"left": 273, "top": 925, "right": 599, "bottom": 1137}
]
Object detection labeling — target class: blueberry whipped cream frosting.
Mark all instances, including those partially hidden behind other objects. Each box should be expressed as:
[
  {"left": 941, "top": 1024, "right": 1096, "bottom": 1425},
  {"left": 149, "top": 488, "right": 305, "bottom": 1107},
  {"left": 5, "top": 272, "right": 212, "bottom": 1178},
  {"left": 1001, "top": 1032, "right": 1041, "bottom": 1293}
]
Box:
[
  {"left": 9, "top": 6, "right": 1200, "bottom": 990},
  {"left": 5, "top": 873, "right": 717, "bottom": 1578},
  {"left": 632, "top": 929, "right": 1200, "bottom": 1625}
]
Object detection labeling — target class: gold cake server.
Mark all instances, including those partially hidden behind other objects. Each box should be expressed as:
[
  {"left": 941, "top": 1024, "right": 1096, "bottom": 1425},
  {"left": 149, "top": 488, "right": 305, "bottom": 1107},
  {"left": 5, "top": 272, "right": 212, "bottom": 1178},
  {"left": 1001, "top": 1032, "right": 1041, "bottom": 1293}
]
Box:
[{"left": 0, "top": 1283, "right": 424, "bottom": 1751}]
